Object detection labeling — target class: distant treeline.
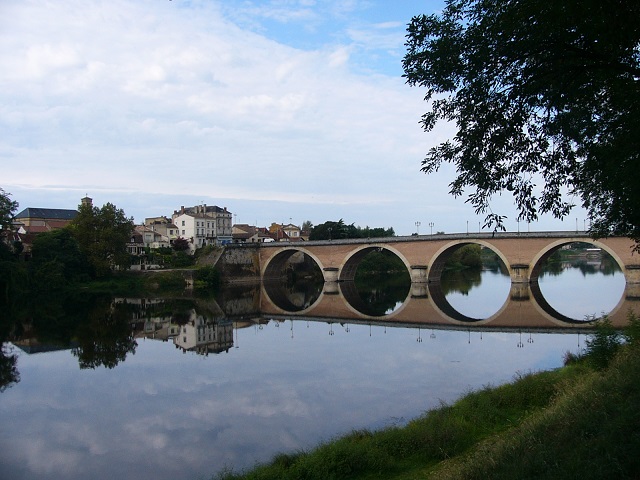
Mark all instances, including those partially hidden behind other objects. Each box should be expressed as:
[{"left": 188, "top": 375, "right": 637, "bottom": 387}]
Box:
[{"left": 309, "top": 219, "right": 394, "bottom": 241}]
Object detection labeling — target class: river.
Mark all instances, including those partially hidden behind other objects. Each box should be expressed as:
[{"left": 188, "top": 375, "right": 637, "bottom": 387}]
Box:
[{"left": 0, "top": 253, "right": 630, "bottom": 480}]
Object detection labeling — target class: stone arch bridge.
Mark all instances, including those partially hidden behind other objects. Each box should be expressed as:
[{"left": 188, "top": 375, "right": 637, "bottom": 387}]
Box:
[{"left": 258, "top": 231, "right": 640, "bottom": 286}]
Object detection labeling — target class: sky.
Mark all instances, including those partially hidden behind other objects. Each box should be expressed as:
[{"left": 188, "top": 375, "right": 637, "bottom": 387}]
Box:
[{"left": 0, "top": 0, "right": 587, "bottom": 235}]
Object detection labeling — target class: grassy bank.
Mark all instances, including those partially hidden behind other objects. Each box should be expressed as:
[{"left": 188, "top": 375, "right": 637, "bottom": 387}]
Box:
[{"left": 215, "top": 316, "right": 640, "bottom": 480}]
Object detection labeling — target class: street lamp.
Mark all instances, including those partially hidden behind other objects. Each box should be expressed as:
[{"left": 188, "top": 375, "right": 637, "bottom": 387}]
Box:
[
  {"left": 415, "top": 221, "right": 421, "bottom": 235},
  {"left": 429, "top": 222, "right": 434, "bottom": 235}
]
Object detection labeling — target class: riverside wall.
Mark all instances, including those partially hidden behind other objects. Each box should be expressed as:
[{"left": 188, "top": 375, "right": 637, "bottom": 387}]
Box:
[{"left": 216, "top": 244, "right": 261, "bottom": 284}]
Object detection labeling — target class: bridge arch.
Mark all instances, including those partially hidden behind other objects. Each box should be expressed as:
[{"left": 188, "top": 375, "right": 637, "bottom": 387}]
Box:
[
  {"left": 338, "top": 244, "right": 411, "bottom": 282},
  {"left": 427, "top": 240, "right": 511, "bottom": 283},
  {"left": 261, "top": 246, "right": 325, "bottom": 280},
  {"left": 526, "top": 239, "right": 627, "bottom": 323},
  {"left": 339, "top": 281, "right": 413, "bottom": 319},
  {"left": 528, "top": 238, "right": 626, "bottom": 282},
  {"left": 261, "top": 281, "right": 325, "bottom": 315}
]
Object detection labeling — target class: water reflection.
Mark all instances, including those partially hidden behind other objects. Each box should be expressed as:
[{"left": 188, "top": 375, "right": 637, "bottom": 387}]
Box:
[
  {"left": 441, "top": 269, "right": 511, "bottom": 320},
  {"left": 537, "top": 248, "right": 625, "bottom": 321},
  {"left": 0, "top": 270, "right": 635, "bottom": 480}
]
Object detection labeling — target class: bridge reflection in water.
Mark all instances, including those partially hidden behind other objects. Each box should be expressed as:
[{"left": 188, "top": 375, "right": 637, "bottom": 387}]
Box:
[{"left": 260, "top": 279, "right": 640, "bottom": 331}]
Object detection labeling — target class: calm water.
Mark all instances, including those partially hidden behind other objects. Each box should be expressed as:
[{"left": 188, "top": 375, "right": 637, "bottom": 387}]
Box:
[{"left": 0, "top": 259, "right": 630, "bottom": 480}]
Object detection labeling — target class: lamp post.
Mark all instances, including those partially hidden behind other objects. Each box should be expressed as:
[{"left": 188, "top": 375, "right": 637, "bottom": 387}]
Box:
[
  {"left": 429, "top": 222, "right": 434, "bottom": 235},
  {"left": 415, "top": 221, "right": 421, "bottom": 235}
]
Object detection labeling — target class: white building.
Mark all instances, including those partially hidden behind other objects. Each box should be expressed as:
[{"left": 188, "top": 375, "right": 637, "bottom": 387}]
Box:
[
  {"left": 171, "top": 205, "right": 233, "bottom": 249},
  {"left": 173, "top": 311, "right": 234, "bottom": 355},
  {"left": 144, "top": 216, "right": 179, "bottom": 247}
]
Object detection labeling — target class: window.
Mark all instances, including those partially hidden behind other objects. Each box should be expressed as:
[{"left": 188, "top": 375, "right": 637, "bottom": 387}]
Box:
[{"left": 181, "top": 220, "right": 185, "bottom": 226}]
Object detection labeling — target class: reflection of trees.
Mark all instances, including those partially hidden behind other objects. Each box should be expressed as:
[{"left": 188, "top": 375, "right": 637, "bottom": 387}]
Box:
[
  {"left": 354, "top": 273, "right": 411, "bottom": 316},
  {"left": 355, "top": 250, "right": 408, "bottom": 276},
  {"left": 539, "top": 253, "right": 622, "bottom": 278},
  {"left": 0, "top": 304, "right": 20, "bottom": 392},
  {"left": 72, "top": 297, "right": 137, "bottom": 369},
  {"left": 0, "top": 344, "right": 19, "bottom": 392},
  {"left": 440, "top": 268, "right": 482, "bottom": 295},
  {"left": 283, "top": 277, "right": 324, "bottom": 310},
  {"left": 599, "top": 257, "right": 622, "bottom": 276}
]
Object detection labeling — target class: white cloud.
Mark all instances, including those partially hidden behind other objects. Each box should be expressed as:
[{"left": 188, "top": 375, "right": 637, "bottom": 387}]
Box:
[{"left": 0, "top": 0, "right": 584, "bottom": 234}]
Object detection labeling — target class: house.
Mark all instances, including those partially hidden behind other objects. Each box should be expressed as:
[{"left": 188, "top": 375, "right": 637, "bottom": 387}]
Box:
[
  {"left": 127, "top": 231, "right": 146, "bottom": 256},
  {"left": 232, "top": 224, "right": 275, "bottom": 243},
  {"left": 281, "top": 223, "right": 303, "bottom": 240},
  {"left": 171, "top": 204, "right": 233, "bottom": 250},
  {"left": 12, "top": 203, "right": 80, "bottom": 255},
  {"left": 268, "top": 222, "right": 304, "bottom": 242},
  {"left": 173, "top": 311, "right": 234, "bottom": 355},
  {"left": 144, "top": 216, "right": 179, "bottom": 246},
  {"left": 14, "top": 207, "right": 78, "bottom": 230}
]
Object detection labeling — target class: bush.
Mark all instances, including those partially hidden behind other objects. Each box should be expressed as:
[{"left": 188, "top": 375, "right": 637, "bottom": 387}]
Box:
[
  {"left": 194, "top": 266, "right": 220, "bottom": 290},
  {"left": 169, "top": 251, "right": 194, "bottom": 268},
  {"left": 585, "top": 316, "right": 621, "bottom": 369}
]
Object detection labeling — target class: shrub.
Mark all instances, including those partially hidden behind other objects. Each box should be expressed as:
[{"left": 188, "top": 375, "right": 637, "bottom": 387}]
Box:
[
  {"left": 584, "top": 316, "right": 621, "bottom": 369},
  {"left": 194, "top": 266, "right": 220, "bottom": 290}
]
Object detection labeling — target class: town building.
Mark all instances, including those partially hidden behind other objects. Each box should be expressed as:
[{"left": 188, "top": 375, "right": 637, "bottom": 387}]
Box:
[
  {"left": 12, "top": 200, "right": 83, "bottom": 255},
  {"left": 173, "top": 312, "right": 234, "bottom": 355},
  {"left": 268, "top": 222, "right": 304, "bottom": 242},
  {"left": 171, "top": 204, "right": 233, "bottom": 249},
  {"left": 14, "top": 206, "right": 78, "bottom": 230},
  {"left": 232, "top": 224, "right": 275, "bottom": 243},
  {"left": 144, "top": 216, "right": 179, "bottom": 244}
]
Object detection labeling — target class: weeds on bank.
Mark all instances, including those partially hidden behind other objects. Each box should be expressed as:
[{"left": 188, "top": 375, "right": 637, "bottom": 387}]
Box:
[{"left": 430, "top": 313, "right": 640, "bottom": 480}]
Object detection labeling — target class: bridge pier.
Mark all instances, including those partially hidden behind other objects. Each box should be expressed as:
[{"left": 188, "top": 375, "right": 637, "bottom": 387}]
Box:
[
  {"left": 410, "top": 265, "right": 429, "bottom": 283},
  {"left": 324, "top": 281, "right": 340, "bottom": 295},
  {"left": 323, "top": 267, "right": 340, "bottom": 283},
  {"left": 509, "top": 283, "right": 530, "bottom": 300},
  {"left": 510, "top": 264, "right": 530, "bottom": 283},
  {"left": 411, "top": 283, "right": 428, "bottom": 298},
  {"left": 625, "top": 265, "right": 640, "bottom": 285}
]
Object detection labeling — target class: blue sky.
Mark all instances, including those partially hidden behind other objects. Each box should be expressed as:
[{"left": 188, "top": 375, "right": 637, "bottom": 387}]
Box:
[{"left": 0, "top": 0, "right": 586, "bottom": 234}]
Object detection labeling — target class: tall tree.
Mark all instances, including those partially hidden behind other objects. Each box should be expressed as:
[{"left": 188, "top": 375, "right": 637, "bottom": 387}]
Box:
[
  {"left": 0, "top": 188, "right": 18, "bottom": 232},
  {"left": 70, "top": 201, "right": 134, "bottom": 277},
  {"left": 403, "top": 0, "right": 640, "bottom": 242},
  {"left": 30, "top": 229, "right": 90, "bottom": 285}
]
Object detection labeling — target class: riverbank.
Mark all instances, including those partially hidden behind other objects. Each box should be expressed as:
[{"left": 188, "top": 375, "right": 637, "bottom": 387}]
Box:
[{"left": 215, "top": 317, "right": 640, "bottom": 480}]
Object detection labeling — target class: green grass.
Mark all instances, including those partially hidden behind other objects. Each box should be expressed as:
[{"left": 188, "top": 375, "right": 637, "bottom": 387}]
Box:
[{"left": 213, "top": 314, "right": 640, "bottom": 480}]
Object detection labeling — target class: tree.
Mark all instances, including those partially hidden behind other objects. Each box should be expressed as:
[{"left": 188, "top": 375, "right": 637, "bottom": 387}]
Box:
[
  {"left": 172, "top": 236, "right": 190, "bottom": 252},
  {"left": 403, "top": 0, "right": 640, "bottom": 242},
  {"left": 72, "top": 296, "right": 137, "bottom": 369},
  {"left": 70, "top": 201, "right": 134, "bottom": 277},
  {"left": 30, "top": 229, "right": 89, "bottom": 285},
  {"left": 309, "top": 219, "right": 351, "bottom": 241},
  {"left": 0, "top": 188, "right": 18, "bottom": 232},
  {"left": 310, "top": 220, "right": 396, "bottom": 241}
]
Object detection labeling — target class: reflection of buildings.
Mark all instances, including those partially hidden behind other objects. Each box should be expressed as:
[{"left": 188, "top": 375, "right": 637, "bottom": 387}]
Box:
[
  {"left": 12, "top": 339, "right": 77, "bottom": 354},
  {"left": 174, "top": 313, "right": 234, "bottom": 355},
  {"left": 119, "top": 298, "right": 236, "bottom": 356},
  {"left": 116, "top": 298, "right": 180, "bottom": 342}
]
